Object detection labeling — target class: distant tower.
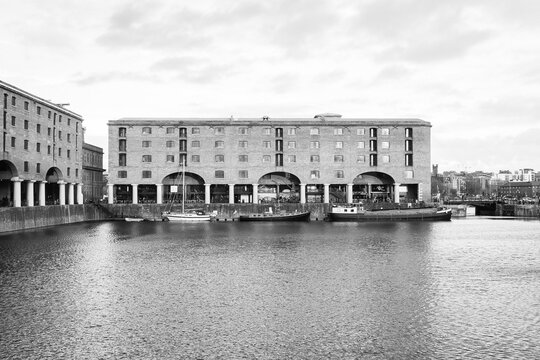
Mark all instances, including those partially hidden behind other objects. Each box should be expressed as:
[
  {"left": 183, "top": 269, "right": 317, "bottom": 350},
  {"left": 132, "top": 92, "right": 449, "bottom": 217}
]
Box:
[{"left": 432, "top": 164, "right": 439, "bottom": 176}]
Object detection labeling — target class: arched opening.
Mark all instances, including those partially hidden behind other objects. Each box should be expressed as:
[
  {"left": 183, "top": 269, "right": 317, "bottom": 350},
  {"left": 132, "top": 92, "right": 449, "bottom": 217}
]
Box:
[
  {"left": 257, "top": 172, "right": 301, "bottom": 204},
  {"left": 45, "top": 167, "right": 63, "bottom": 205},
  {"left": 353, "top": 172, "right": 395, "bottom": 203},
  {"left": 0, "top": 160, "right": 17, "bottom": 207},
  {"left": 162, "top": 172, "right": 205, "bottom": 204}
]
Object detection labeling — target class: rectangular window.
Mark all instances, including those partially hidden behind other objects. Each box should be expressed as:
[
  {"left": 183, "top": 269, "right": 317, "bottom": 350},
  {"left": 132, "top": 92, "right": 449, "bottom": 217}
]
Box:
[
  {"left": 36, "top": 143, "right": 41, "bottom": 152},
  {"left": 288, "top": 155, "right": 296, "bottom": 163},
  {"left": 67, "top": 118, "right": 71, "bottom": 126},
  {"left": 239, "top": 155, "right": 248, "bottom": 162},
  {"left": 370, "top": 140, "right": 377, "bottom": 151},
  {"left": 310, "top": 141, "right": 319, "bottom": 149},
  {"left": 262, "top": 155, "right": 271, "bottom": 162},
  {"left": 310, "top": 155, "right": 320, "bottom": 162},
  {"left": 75, "top": 169, "right": 79, "bottom": 178},
  {"left": 288, "top": 128, "right": 296, "bottom": 135},
  {"left": 166, "top": 140, "right": 175, "bottom": 148},
  {"left": 179, "top": 154, "right": 187, "bottom": 165},
  {"left": 335, "top": 170, "right": 344, "bottom": 178},
  {"left": 215, "top": 140, "right": 224, "bottom": 148},
  {"left": 370, "top": 154, "right": 377, "bottom": 166},
  {"left": 142, "top": 127, "right": 152, "bottom": 134},
  {"left": 275, "top": 140, "right": 283, "bottom": 151},
  {"left": 11, "top": 116, "right": 15, "bottom": 126},
  {"left": 334, "top": 155, "right": 344, "bottom": 162},
  {"left": 67, "top": 167, "right": 70, "bottom": 176},
  {"left": 166, "top": 155, "right": 175, "bottom": 163},
  {"left": 58, "top": 148, "right": 62, "bottom": 157},
  {"left": 48, "top": 111, "right": 51, "bottom": 119},
  {"left": 142, "top": 155, "right": 152, "bottom": 162},
  {"left": 370, "top": 128, "right": 377, "bottom": 137},
  {"left": 142, "top": 171, "right": 152, "bottom": 178},
  {"left": 36, "top": 163, "right": 41, "bottom": 173},
  {"left": 214, "top": 127, "right": 225, "bottom": 135},
  {"left": 179, "top": 128, "right": 187, "bottom": 137},
  {"left": 37, "top": 124, "right": 41, "bottom": 133},
  {"left": 263, "top": 128, "right": 272, "bottom": 135},
  {"left": 24, "top": 161, "right": 29, "bottom": 172},
  {"left": 215, "top": 155, "right": 224, "bottom": 163},
  {"left": 238, "top": 127, "right": 248, "bottom": 135},
  {"left": 67, "top": 134, "right": 71, "bottom": 143},
  {"left": 179, "top": 140, "right": 187, "bottom": 151},
  {"left": 405, "top": 140, "right": 413, "bottom": 151},
  {"left": 275, "top": 154, "right": 283, "bottom": 166},
  {"left": 310, "top": 128, "right": 320, "bottom": 135},
  {"left": 335, "top": 141, "right": 343, "bottom": 149},
  {"left": 239, "top": 140, "right": 248, "bottom": 149},
  {"left": 24, "top": 140, "right": 29, "bottom": 150},
  {"left": 357, "top": 128, "right": 365, "bottom": 135},
  {"left": 58, "top": 115, "right": 62, "bottom": 123},
  {"left": 24, "top": 120, "right": 29, "bottom": 130},
  {"left": 166, "top": 127, "right": 175, "bottom": 134},
  {"left": 310, "top": 170, "right": 320, "bottom": 179},
  {"left": 381, "top": 128, "right": 390, "bottom": 136},
  {"left": 357, "top": 141, "right": 365, "bottom": 149},
  {"left": 58, "top": 131, "right": 62, "bottom": 140},
  {"left": 76, "top": 122, "right": 79, "bottom": 133},
  {"left": 48, "top": 127, "right": 51, "bottom": 136},
  {"left": 405, "top": 154, "right": 413, "bottom": 166},
  {"left": 288, "top": 141, "right": 296, "bottom": 149},
  {"left": 37, "top": 106, "right": 41, "bottom": 115},
  {"left": 381, "top": 141, "right": 390, "bottom": 149},
  {"left": 405, "top": 128, "right": 413, "bottom": 138},
  {"left": 47, "top": 145, "right": 51, "bottom": 155},
  {"left": 215, "top": 170, "right": 224, "bottom": 178},
  {"left": 382, "top": 155, "right": 390, "bottom": 163},
  {"left": 239, "top": 170, "right": 248, "bottom": 178},
  {"left": 24, "top": 101, "right": 29, "bottom": 110},
  {"left": 191, "top": 127, "right": 200, "bottom": 134},
  {"left": 11, "top": 137, "right": 15, "bottom": 147},
  {"left": 119, "top": 127, "right": 127, "bottom": 137},
  {"left": 67, "top": 150, "right": 71, "bottom": 159},
  {"left": 191, "top": 140, "right": 200, "bottom": 148},
  {"left": 119, "top": 139, "right": 127, "bottom": 151},
  {"left": 263, "top": 141, "right": 272, "bottom": 149},
  {"left": 334, "top": 128, "right": 343, "bottom": 135},
  {"left": 191, "top": 155, "right": 200, "bottom": 163},
  {"left": 275, "top": 128, "right": 283, "bottom": 138},
  {"left": 141, "top": 141, "right": 151, "bottom": 148},
  {"left": 11, "top": 96, "right": 16, "bottom": 106},
  {"left": 118, "top": 171, "right": 127, "bottom": 178},
  {"left": 357, "top": 155, "right": 365, "bottom": 163},
  {"left": 404, "top": 170, "right": 414, "bottom": 179}
]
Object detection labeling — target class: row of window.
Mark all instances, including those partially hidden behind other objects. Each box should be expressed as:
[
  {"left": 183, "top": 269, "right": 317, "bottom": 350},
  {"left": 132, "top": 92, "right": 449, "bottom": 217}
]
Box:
[
  {"left": 119, "top": 126, "right": 414, "bottom": 138},
  {"left": 117, "top": 169, "right": 415, "bottom": 180},
  {"left": 3, "top": 94, "right": 79, "bottom": 132},
  {"left": 9, "top": 116, "right": 78, "bottom": 143},
  {"left": 119, "top": 139, "right": 414, "bottom": 151},
  {"left": 120, "top": 153, "right": 414, "bottom": 166},
  {"left": 10, "top": 137, "right": 75, "bottom": 158},
  {"left": 22, "top": 161, "right": 78, "bottom": 177}
]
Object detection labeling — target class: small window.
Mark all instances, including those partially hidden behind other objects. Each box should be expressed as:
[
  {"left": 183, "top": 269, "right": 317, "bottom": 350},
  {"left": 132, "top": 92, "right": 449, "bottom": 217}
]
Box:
[
  {"left": 405, "top": 140, "right": 413, "bottom": 151},
  {"left": 67, "top": 134, "right": 71, "bottom": 143},
  {"left": 239, "top": 141, "right": 248, "bottom": 149},
  {"left": 369, "top": 128, "right": 377, "bottom": 137},
  {"left": 36, "top": 163, "right": 41, "bottom": 173},
  {"left": 215, "top": 155, "right": 224, "bottom": 163},
  {"left": 142, "top": 127, "right": 152, "bottom": 134},
  {"left": 191, "top": 155, "right": 200, "bottom": 163},
  {"left": 215, "top": 170, "right": 224, "bottom": 178},
  {"left": 119, "top": 139, "right": 127, "bottom": 151},
  {"left": 58, "top": 148, "right": 62, "bottom": 157},
  {"left": 381, "top": 141, "right": 390, "bottom": 149},
  {"left": 288, "top": 128, "right": 297, "bottom": 135},
  {"left": 404, "top": 170, "right": 414, "bottom": 179},
  {"left": 335, "top": 170, "right": 344, "bottom": 178},
  {"left": 334, "top": 128, "right": 343, "bottom": 135},
  {"left": 405, "top": 128, "right": 413, "bottom": 138},
  {"left": 239, "top": 170, "right": 248, "bottom": 178},
  {"left": 166, "top": 141, "right": 175, "bottom": 148},
  {"left": 67, "top": 168, "right": 70, "bottom": 176},
  {"left": 118, "top": 171, "right": 127, "bottom": 178},
  {"left": 24, "top": 140, "right": 29, "bottom": 150},
  {"left": 67, "top": 150, "right": 71, "bottom": 159},
  {"left": 357, "top": 128, "right": 365, "bottom": 135},
  {"left": 119, "top": 127, "right": 127, "bottom": 137},
  {"left": 166, "top": 155, "right": 175, "bottom": 163},
  {"left": 382, "top": 155, "right": 390, "bottom": 163},
  {"left": 58, "top": 131, "right": 62, "bottom": 140},
  {"left": 47, "top": 145, "right": 51, "bottom": 155},
  {"left": 405, "top": 154, "right": 413, "bottom": 166},
  {"left": 288, "top": 155, "right": 296, "bottom": 163},
  {"left": 48, "top": 127, "right": 51, "bottom": 136},
  {"left": 214, "top": 127, "right": 225, "bottom": 135},
  {"left": 37, "top": 124, "right": 41, "bottom": 133},
  {"left": 310, "top": 141, "right": 319, "bottom": 149},
  {"left": 142, "top": 155, "right": 152, "bottom": 162},
  {"left": 263, "top": 128, "right": 272, "bottom": 135},
  {"left": 334, "top": 155, "right": 344, "bottom": 162},
  {"left": 75, "top": 169, "right": 79, "bottom": 178},
  {"left": 310, "top": 170, "right": 320, "bottom": 179},
  {"left": 335, "top": 141, "right": 343, "bottom": 149},
  {"left": 11, "top": 96, "right": 16, "bottom": 106},
  {"left": 24, "top": 101, "right": 29, "bottom": 110},
  {"left": 166, "top": 127, "right": 176, "bottom": 134},
  {"left": 11, "top": 116, "right": 15, "bottom": 126},
  {"left": 310, "top": 128, "right": 320, "bottom": 135},
  {"left": 263, "top": 141, "right": 272, "bottom": 149},
  {"left": 36, "top": 143, "right": 41, "bottom": 152},
  {"left": 191, "top": 140, "right": 200, "bottom": 148},
  {"left": 67, "top": 118, "right": 71, "bottom": 126},
  {"left": 142, "top": 171, "right": 152, "bottom": 178},
  {"left": 191, "top": 127, "right": 200, "bottom": 134},
  {"left": 142, "top": 141, "right": 151, "bottom": 148},
  {"left": 357, "top": 155, "right": 365, "bottom": 163},
  {"left": 357, "top": 141, "right": 365, "bottom": 149},
  {"left": 48, "top": 111, "right": 51, "bottom": 119},
  {"left": 24, "top": 120, "right": 29, "bottom": 130},
  {"left": 370, "top": 140, "right": 377, "bottom": 152},
  {"left": 238, "top": 127, "right": 248, "bottom": 135},
  {"left": 24, "top": 161, "right": 29, "bottom": 172},
  {"left": 11, "top": 137, "right": 16, "bottom": 147},
  {"left": 370, "top": 154, "right": 377, "bottom": 166},
  {"left": 262, "top": 155, "right": 271, "bottom": 162},
  {"left": 381, "top": 128, "right": 390, "bottom": 136},
  {"left": 215, "top": 140, "right": 224, "bottom": 148},
  {"left": 288, "top": 141, "right": 296, "bottom": 149},
  {"left": 239, "top": 155, "right": 248, "bottom": 162},
  {"left": 179, "top": 128, "right": 187, "bottom": 137},
  {"left": 37, "top": 106, "right": 41, "bottom": 115},
  {"left": 310, "top": 155, "right": 320, "bottom": 163}
]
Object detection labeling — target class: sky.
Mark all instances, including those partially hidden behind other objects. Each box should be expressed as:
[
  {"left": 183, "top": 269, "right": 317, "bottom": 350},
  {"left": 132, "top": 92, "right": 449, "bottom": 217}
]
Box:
[{"left": 1, "top": 0, "right": 539, "bottom": 173}]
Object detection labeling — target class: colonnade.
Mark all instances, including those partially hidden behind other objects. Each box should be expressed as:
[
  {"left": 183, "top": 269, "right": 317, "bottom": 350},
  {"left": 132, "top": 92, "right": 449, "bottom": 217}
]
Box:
[
  {"left": 7, "top": 177, "right": 84, "bottom": 207},
  {"left": 108, "top": 182, "right": 412, "bottom": 205}
]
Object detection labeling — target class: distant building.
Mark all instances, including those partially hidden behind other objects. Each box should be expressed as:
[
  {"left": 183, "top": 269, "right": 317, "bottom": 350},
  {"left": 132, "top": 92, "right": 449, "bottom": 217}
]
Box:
[
  {"left": 107, "top": 116, "right": 433, "bottom": 204},
  {"left": 498, "top": 181, "right": 540, "bottom": 199},
  {"left": 517, "top": 168, "right": 535, "bottom": 182},
  {"left": 82, "top": 143, "right": 105, "bottom": 203},
  {"left": 1, "top": 80, "right": 84, "bottom": 207}
]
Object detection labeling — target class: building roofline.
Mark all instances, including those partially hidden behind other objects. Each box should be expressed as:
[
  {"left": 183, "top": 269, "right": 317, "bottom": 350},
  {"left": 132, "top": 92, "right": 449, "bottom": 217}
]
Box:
[{"left": 0, "top": 79, "right": 83, "bottom": 120}]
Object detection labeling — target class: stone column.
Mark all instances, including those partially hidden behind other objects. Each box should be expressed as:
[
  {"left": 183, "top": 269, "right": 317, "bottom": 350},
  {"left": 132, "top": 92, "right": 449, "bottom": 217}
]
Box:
[
  {"left": 156, "top": 184, "right": 163, "bottom": 204},
  {"left": 418, "top": 183, "right": 423, "bottom": 202},
  {"left": 27, "top": 180, "right": 35, "bottom": 207},
  {"left": 367, "top": 183, "right": 371, "bottom": 200},
  {"left": 323, "top": 183, "right": 330, "bottom": 204},
  {"left": 39, "top": 181, "right": 46, "bottom": 206},
  {"left": 132, "top": 184, "right": 138, "bottom": 204},
  {"left": 58, "top": 181, "right": 66, "bottom": 205},
  {"left": 77, "top": 183, "right": 84, "bottom": 204},
  {"left": 347, "top": 183, "right": 354, "bottom": 203},
  {"left": 205, "top": 184, "right": 211, "bottom": 204},
  {"left": 107, "top": 184, "right": 114, "bottom": 204},
  {"left": 252, "top": 183, "right": 259, "bottom": 203},
  {"left": 228, "top": 184, "right": 235, "bottom": 204},
  {"left": 300, "top": 183, "right": 306, "bottom": 204},
  {"left": 68, "top": 183, "right": 74, "bottom": 205},
  {"left": 394, "top": 183, "right": 401, "bottom": 203},
  {"left": 11, "top": 177, "right": 22, "bottom": 207}
]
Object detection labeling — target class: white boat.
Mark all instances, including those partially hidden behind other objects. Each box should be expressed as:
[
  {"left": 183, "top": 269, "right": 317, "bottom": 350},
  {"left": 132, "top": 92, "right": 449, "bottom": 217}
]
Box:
[
  {"left": 125, "top": 217, "right": 145, "bottom": 222},
  {"left": 161, "top": 161, "right": 214, "bottom": 222}
]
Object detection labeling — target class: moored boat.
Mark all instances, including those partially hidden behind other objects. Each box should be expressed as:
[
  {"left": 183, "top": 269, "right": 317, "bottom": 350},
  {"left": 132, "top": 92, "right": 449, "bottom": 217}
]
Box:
[
  {"left": 238, "top": 208, "right": 311, "bottom": 222},
  {"left": 327, "top": 204, "right": 452, "bottom": 222},
  {"left": 162, "top": 209, "right": 215, "bottom": 222}
]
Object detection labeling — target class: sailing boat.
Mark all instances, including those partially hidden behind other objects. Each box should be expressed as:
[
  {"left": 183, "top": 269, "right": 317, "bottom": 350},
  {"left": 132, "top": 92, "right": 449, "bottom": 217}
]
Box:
[
  {"left": 238, "top": 181, "right": 311, "bottom": 221},
  {"left": 161, "top": 161, "right": 214, "bottom": 222}
]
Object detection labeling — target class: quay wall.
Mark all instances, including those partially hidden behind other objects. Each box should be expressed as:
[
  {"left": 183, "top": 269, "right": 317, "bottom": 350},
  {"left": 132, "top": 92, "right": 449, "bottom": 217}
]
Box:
[{"left": 0, "top": 205, "right": 109, "bottom": 233}]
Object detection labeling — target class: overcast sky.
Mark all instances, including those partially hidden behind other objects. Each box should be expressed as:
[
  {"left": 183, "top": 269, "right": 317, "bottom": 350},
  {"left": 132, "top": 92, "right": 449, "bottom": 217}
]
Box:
[{"left": 1, "top": 0, "right": 539, "bottom": 173}]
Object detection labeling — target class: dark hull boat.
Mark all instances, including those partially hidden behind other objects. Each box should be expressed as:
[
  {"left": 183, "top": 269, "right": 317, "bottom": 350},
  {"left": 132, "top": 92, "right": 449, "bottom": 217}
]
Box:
[
  {"left": 327, "top": 205, "right": 452, "bottom": 222},
  {"left": 238, "top": 211, "right": 311, "bottom": 222}
]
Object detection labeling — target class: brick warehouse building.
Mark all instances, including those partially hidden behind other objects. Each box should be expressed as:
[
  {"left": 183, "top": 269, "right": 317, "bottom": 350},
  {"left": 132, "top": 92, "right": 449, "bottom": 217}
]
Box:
[
  {"left": 1, "top": 80, "right": 84, "bottom": 207},
  {"left": 107, "top": 114, "right": 431, "bottom": 205},
  {"left": 82, "top": 142, "right": 105, "bottom": 203}
]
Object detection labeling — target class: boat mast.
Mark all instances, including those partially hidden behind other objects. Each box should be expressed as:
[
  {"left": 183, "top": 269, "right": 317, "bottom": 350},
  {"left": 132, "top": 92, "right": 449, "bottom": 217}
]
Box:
[{"left": 182, "top": 160, "right": 185, "bottom": 213}]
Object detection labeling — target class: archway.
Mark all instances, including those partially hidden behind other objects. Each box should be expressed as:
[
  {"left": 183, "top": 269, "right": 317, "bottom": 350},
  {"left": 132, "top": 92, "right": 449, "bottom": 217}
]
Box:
[
  {"left": 0, "top": 160, "right": 17, "bottom": 207},
  {"left": 162, "top": 172, "right": 205, "bottom": 204},
  {"left": 353, "top": 172, "right": 395, "bottom": 203},
  {"left": 258, "top": 172, "right": 301, "bottom": 204},
  {"left": 45, "top": 167, "right": 63, "bottom": 205}
]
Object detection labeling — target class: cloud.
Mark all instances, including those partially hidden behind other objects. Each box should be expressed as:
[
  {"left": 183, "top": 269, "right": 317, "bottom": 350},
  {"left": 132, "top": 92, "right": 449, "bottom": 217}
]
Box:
[{"left": 72, "top": 71, "right": 157, "bottom": 85}]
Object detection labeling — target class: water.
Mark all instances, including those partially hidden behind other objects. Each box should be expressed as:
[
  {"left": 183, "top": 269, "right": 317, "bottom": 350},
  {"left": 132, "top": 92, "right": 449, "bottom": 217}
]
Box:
[{"left": 1, "top": 219, "right": 539, "bottom": 359}]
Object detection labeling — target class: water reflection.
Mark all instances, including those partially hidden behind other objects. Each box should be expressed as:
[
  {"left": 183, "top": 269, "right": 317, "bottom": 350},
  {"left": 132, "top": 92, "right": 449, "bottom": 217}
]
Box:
[{"left": 0, "top": 219, "right": 539, "bottom": 358}]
